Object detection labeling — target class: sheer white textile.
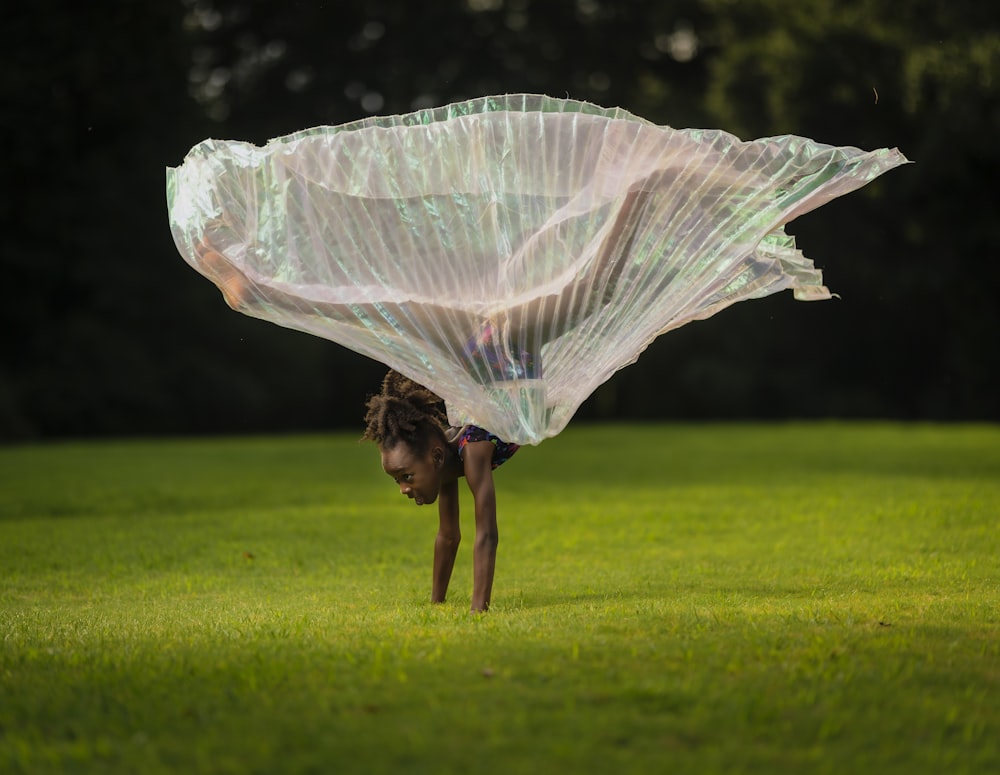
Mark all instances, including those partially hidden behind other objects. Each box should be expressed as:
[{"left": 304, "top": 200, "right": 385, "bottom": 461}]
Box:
[{"left": 167, "top": 94, "right": 908, "bottom": 444}]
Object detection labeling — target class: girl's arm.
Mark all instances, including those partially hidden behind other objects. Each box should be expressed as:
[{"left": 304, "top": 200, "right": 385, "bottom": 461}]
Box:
[
  {"left": 432, "top": 478, "right": 461, "bottom": 603},
  {"left": 462, "top": 442, "right": 500, "bottom": 613}
]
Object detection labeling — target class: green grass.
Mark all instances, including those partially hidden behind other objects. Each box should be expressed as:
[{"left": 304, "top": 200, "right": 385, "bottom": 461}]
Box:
[{"left": 1, "top": 423, "right": 998, "bottom": 774}]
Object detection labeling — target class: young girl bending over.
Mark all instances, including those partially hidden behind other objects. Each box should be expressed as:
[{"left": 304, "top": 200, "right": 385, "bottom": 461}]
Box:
[{"left": 362, "top": 371, "right": 520, "bottom": 613}]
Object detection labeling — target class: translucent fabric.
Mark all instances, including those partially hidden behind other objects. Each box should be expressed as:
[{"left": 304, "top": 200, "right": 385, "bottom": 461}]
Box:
[{"left": 167, "top": 94, "right": 908, "bottom": 444}]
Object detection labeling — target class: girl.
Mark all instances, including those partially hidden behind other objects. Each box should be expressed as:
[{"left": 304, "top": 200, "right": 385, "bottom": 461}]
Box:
[
  {"left": 199, "top": 250, "right": 518, "bottom": 611},
  {"left": 362, "top": 370, "right": 519, "bottom": 613},
  {"left": 170, "top": 95, "right": 905, "bottom": 610}
]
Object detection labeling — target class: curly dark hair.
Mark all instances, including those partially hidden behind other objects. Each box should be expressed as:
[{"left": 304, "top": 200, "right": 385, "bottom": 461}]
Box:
[{"left": 361, "top": 370, "right": 449, "bottom": 453}]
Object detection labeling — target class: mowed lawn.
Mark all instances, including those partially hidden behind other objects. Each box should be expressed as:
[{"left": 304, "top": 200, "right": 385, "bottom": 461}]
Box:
[{"left": 1, "top": 423, "right": 997, "bottom": 774}]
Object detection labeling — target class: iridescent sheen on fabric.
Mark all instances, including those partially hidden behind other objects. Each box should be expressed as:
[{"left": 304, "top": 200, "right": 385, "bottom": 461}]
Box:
[{"left": 167, "top": 94, "right": 908, "bottom": 444}]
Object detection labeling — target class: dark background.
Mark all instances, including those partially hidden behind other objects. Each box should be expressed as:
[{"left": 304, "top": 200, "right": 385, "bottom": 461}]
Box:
[{"left": 3, "top": 0, "right": 997, "bottom": 440}]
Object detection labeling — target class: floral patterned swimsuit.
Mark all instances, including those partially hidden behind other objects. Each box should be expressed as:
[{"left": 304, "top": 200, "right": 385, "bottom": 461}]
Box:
[{"left": 452, "top": 425, "right": 520, "bottom": 470}]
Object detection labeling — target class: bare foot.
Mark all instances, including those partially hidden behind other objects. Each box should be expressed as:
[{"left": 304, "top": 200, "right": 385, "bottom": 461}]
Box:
[{"left": 196, "top": 242, "right": 250, "bottom": 309}]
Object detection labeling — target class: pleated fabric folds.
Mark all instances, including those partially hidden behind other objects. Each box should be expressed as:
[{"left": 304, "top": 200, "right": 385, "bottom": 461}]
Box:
[{"left": 167, "top": 94, "right": 908, "bottom": 444}]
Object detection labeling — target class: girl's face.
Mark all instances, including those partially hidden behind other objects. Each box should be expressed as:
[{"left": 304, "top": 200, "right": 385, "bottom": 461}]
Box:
[{"left": 380, "top": 441, "right": 444, "bottom": 506}]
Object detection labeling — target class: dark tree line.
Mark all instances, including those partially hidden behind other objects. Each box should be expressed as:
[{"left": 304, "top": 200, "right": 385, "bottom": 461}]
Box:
[{"left": 2, "top": 0, "right": 997, "bottom": 440}]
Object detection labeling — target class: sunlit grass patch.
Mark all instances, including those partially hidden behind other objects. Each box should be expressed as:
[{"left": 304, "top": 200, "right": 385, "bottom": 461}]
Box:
[{"left": 1, "top": 423, "right": 997, "bottom": 773}]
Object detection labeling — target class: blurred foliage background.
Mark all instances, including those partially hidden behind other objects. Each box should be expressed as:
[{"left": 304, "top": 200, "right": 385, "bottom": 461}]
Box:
[{"left": 2, "top": 0, "right": 997, "bottom": 439}]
